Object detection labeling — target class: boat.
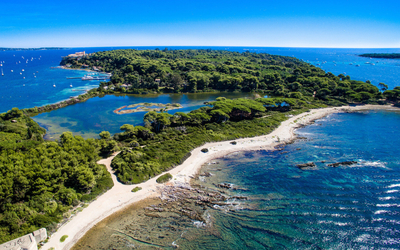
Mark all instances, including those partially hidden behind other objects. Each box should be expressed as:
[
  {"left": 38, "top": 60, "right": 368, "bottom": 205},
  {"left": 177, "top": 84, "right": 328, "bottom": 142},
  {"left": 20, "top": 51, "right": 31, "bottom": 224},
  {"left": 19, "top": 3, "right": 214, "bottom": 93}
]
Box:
[
  {"left": 1, "top": 69, "right": 3, "bottom": 76},
  {"left": 20, "top": 72, "right": 22, "bottom": 75},
  {"left": 356, "top": 64, "right": 360, "bottom": 67},
  {"left": 11, "top": 70, "right": 13, "bottom": 72},
  {"left": 70, "top": 84, "right": 73, "bottom": 87},
  {"left": 22, "top": 69, "right": 24, "bottom": 71},
  {"left": 0, "top": 63, "right": 2, "bottom": 66},
  {"left": 53, "top": 84, "right": 56, "bottom": 87}
]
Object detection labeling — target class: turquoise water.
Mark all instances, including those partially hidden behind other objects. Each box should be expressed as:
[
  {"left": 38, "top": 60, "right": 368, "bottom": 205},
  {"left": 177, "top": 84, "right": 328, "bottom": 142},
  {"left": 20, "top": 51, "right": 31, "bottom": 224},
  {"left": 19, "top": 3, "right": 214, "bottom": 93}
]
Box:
[
  {"left": 72, "top": 110, "right": 400, "bottom": 249},
  {"left": 185, "top": 110, "right": 400, "bottom": 249},
  {"left": 32, "top": 92, "right": 253, "bottom": 139},
  {"left": 1, "top": 47, "right": 400, "bottom": 139}
]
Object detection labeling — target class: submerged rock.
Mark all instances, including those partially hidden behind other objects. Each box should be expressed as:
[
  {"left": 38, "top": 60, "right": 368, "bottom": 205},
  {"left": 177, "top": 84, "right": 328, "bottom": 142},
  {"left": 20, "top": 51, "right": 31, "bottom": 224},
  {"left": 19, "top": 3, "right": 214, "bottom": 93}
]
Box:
[
  {"left": 296, "top": 162, "right": 316, "bottom": 169},
  {"left": 327, "top": 161, "right": 357, "bottom": 167},
  {"left": 200, "top": 172, "right": 213, "bottom": 177}
]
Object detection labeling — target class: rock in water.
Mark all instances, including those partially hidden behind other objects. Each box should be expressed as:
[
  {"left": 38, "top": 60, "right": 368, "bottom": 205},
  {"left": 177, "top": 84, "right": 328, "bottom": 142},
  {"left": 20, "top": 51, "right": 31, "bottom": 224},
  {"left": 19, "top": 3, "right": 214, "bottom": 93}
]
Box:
[
  {"left": 296, "top": 162, "right": 316, "bottom": 169},
  {"left": 327, "top": 161, "right": 357, "bottom": 167}
]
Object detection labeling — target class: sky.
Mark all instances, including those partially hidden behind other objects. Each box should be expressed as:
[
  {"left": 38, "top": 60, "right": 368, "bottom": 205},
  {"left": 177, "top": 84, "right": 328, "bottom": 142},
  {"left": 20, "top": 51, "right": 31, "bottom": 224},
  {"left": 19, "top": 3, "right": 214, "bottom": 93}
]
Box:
[{"left": 1, "top": 0, "right": 400, "bottom": 48}]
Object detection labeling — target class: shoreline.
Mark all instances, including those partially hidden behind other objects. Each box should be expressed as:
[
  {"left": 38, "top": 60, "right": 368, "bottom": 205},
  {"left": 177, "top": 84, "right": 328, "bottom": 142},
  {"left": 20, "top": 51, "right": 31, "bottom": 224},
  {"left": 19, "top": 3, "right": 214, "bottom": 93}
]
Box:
[{"left": 41, "top": 104, "right": 399, "bottom": 250}]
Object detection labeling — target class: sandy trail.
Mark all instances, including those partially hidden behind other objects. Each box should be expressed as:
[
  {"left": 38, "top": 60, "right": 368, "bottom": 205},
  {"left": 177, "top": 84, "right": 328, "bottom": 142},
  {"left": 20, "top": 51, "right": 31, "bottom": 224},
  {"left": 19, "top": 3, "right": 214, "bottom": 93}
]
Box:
[{"left": 41, "top": 104, "right": 397, "bottom": 250}]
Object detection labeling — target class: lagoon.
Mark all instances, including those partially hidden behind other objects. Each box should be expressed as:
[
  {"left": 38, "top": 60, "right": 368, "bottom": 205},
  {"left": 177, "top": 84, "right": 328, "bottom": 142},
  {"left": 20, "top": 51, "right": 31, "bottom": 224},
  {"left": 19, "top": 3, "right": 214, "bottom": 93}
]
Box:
[{"left": 32, "top": 92, "right": 254, "bottom": 139}]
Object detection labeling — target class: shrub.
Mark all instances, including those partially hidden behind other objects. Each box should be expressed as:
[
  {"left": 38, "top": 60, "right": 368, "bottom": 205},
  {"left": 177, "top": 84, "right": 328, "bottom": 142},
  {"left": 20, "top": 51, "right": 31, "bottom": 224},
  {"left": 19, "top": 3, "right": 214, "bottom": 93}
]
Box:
[
  {"left": 201, "top": 148, "right": 209, "bottom": 153},
  {"left": 60, "top": 235, "right": 68, "bottom": 242},
  {"left": 230, "top": 141, "right": 237, "bottom": 145},
  {"left": 131, "top": 187, "right": 142, "bottom": 192},
  {"left": 156, "top": 173, "right": 173, "bottom": 183}
]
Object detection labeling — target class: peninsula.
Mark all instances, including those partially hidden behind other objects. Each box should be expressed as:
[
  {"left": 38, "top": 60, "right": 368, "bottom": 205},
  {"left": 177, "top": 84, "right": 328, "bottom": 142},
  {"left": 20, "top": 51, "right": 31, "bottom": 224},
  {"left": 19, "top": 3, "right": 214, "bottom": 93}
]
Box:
[{"left": 1, "top": 49, "right": 400, "bottom": 248}]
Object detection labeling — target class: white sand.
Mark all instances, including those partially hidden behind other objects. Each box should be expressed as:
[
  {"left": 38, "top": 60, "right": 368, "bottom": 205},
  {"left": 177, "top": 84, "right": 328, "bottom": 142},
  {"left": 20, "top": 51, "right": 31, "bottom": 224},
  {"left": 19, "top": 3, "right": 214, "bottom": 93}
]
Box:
[{"left": 41, "top": 104, "right": 398, "bottom": 250}]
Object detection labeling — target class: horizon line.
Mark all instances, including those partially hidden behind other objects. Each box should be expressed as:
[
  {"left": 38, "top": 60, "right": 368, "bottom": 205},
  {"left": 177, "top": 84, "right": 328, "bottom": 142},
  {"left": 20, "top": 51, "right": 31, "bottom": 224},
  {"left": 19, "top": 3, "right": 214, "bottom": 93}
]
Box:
[{"left": 1, "top": 45, "right": 400, "bottom": 50}]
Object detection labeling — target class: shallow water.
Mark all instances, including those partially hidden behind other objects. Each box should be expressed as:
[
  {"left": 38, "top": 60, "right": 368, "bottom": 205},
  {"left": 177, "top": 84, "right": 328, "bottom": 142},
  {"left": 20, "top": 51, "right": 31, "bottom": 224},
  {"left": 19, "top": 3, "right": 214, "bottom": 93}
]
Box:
[
  {"left": 73, "top": 110, "right": 400, "bottom": 249},
  {"left": 32, "top": 92, "right": 253, "bottom": 139},
  {"left": 2, "top": 47, "right": 400, "bottom": 139}
]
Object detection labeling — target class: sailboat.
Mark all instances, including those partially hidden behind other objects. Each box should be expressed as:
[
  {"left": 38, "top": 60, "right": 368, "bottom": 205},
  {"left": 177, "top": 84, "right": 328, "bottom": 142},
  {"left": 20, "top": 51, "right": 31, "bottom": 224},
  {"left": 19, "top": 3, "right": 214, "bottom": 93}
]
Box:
[{"left": 1, "top": 69, "right": 4, "bottom": 76}]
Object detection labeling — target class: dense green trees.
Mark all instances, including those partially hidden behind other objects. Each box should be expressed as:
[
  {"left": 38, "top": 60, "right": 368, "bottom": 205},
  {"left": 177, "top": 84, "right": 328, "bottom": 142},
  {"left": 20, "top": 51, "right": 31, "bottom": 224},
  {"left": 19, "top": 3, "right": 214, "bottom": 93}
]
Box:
[
  {"left": 359, "top": 53, "right": 400, "bottom": 59},
  {"left": 1, "top": 49, "right": 395, "bottom": 243},
  {"left": 61, "top": 49, "right": 382, "bottom": 103},
  {"left": 0, "top": 109, "right": 114, "bottom": 244},
  {"left": 110, "top": 97, "right": 324, "bottom": 184}
]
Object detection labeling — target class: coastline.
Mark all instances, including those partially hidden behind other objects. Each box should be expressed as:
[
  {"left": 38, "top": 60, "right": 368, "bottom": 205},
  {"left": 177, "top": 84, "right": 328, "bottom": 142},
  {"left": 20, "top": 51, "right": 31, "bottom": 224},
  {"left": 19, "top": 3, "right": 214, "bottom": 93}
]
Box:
[{"left": 41, "top": 104, "right": 399, "bottom": 250}]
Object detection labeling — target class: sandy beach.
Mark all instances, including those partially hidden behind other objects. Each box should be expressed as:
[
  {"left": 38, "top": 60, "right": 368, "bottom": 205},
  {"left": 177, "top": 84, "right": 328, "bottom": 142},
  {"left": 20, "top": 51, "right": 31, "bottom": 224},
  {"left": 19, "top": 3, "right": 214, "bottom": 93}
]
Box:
[{"left": 41, "top": 104, "right": 398, "bottom": 250}]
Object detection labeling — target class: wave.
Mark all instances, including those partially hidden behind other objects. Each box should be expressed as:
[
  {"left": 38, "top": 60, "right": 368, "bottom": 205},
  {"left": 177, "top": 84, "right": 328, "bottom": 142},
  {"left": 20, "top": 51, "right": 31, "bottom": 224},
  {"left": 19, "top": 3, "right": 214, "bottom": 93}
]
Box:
[
  {"left": 317, "top": 220, "right": 351, "bottom": 226},
  {"left": 388, "top": 183, "right": 400, "bottom": 188},
  {"left": 354, "top": 160, "right": 387, "bottom": 169},
  {"left": 374, "top": 210, "right": 389, "bottom": 215},
  {"left": 376, "top": 204, "right": 400, "bottom": 207},
  {"left": 192, "top": 220, "right": 206, "bottom": 228},
  {"left": 378, "top": 196, "right": 397, "bottom": 201},
  {"left": 385, "top": 189, "right": 399, "bottom": 193}
]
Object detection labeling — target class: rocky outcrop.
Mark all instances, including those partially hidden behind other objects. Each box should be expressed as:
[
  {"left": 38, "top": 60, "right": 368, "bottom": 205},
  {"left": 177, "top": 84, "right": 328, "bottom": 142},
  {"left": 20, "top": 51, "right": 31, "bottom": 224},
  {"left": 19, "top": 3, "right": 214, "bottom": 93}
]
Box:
[
  {"left": 296, "top": 162, "right": 316, "bottom": 169},
  {"left": 327, "top": 161, "right": 357, "bottom": 167}
]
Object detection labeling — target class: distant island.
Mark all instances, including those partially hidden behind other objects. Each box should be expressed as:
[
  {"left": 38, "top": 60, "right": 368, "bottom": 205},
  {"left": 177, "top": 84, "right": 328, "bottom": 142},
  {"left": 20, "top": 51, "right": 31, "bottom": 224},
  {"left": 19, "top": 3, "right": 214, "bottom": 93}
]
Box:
[
  {"left": 0, "top": 47, "right": 68, "bottom": 51},
  {"left": 359, "top": 53, "right": 400, "bottom": 59}
]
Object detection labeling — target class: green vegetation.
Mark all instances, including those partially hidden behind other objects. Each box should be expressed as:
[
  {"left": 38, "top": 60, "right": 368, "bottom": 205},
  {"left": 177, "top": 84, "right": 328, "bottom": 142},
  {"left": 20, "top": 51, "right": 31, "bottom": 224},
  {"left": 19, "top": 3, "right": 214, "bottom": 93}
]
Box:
[
  {"left": 60, "top": 49, "right": 383, "bottom": 103},
  {"left": 2, "top": 49, "right": 398, "bottom": 244},
  {"left": 0, "top": 109, "right": 116, "bottom": 244},
  {"left": 156, "top": 173, "right": 173, "bottom": 184},
  {"left": 60, "top": 235, "right": 68, "bottom": 242},
  {"left": 131, "top": 187, "right": 142, "bottom": 192},
  {"left": 110, "top": 97, "right": 326, "bottom": 184},
  {"left": 384, "top": 86, "right": 400, "bottom": 102},
  {"left": 359, "top": 53, "right": 400, "bottom": 59},
  {"left": 201, "top": 148, "right": 209, "bottom": 153}
]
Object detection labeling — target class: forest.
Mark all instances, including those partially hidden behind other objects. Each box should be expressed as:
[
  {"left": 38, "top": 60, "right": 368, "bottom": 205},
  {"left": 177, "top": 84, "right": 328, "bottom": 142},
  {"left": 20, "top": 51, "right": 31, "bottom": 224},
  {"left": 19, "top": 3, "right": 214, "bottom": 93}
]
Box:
[
  {"left": 359, "top": 53, "right": 400, "bottom": 59},
  {"left": 61, "top": 49, "right": 384, "bottom": 103},
  {"left": 0, "top": 108, "right": 117, "bottom": 243},
  {"left": 1, "top": 49, "right": 396, "bottom": 243}
]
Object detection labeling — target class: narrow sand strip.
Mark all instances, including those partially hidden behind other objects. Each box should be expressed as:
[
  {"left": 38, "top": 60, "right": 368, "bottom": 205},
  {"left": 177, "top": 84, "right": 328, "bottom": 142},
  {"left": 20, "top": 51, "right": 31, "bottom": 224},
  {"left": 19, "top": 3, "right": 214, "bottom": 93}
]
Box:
[{"left": 42, "top": 104, "right": 397, "bottom": 250}]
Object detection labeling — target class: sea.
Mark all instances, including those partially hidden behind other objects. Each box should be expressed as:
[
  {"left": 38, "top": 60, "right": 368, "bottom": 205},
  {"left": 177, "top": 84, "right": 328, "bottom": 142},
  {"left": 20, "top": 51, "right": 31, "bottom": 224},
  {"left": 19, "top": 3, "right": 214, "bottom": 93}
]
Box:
[
  {"left": 1, "top": 47, "right": 400, "bottom": 249},
  {"left": 73, "top": 110, "right": 400, "bottom": 249}
]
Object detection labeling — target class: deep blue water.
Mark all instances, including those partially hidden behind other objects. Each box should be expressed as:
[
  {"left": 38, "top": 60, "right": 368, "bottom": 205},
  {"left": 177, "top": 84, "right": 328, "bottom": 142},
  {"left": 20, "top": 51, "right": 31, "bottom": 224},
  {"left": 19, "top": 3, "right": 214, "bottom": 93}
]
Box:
[{"left": 188, "top": 110, "right": 400, "bottom": 249}]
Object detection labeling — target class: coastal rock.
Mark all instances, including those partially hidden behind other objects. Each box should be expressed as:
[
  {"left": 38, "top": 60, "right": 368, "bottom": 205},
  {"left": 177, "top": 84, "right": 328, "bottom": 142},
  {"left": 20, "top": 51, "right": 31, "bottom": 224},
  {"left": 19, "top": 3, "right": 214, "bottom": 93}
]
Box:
[
  {"left": 296, "top": 162, "right": 316, "bottom": 169},
  {"left": 327, "top": 161, "right": 357, "bottom": 167},
  {"left": 215, "top": 183, "right": 233, "bottom": 189},
  {"left": 200, "top": 172, "right": 213, "bottom": 177},
  {"left": 232, "top": 196, "right": 248, "bottom": 200}
]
